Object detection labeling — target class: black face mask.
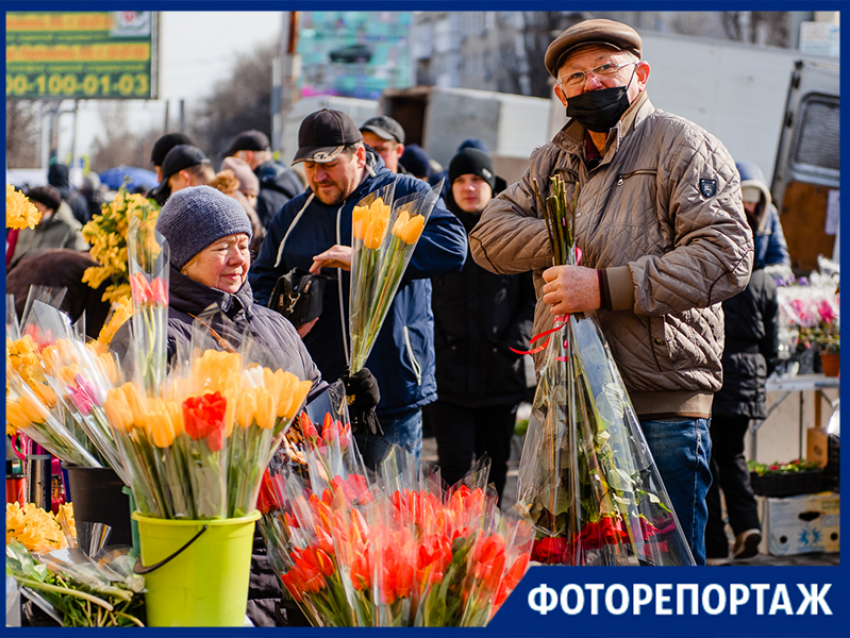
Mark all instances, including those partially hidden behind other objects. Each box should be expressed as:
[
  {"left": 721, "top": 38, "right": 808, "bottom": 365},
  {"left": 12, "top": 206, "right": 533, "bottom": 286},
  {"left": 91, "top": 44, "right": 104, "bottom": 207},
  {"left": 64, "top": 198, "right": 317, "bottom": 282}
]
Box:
[{"left": 564, "top": 67, "right": 637, "bottom": 133}]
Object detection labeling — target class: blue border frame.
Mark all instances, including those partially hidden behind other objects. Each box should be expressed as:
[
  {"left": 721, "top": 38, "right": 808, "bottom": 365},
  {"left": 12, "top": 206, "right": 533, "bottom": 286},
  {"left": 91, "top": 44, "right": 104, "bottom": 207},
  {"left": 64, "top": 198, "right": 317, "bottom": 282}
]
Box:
[{"left": 3, "top": 1, "right": 846, "bottom": 636}]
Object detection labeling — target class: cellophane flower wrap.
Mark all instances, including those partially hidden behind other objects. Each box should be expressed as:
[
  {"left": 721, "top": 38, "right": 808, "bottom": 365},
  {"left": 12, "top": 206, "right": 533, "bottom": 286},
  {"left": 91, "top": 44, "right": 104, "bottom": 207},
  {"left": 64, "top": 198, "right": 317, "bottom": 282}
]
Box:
[
  {"left": 126, "top": 215, "right": 169, "bottom": 398},
  {"left": 516, "top": 177, "right": 695, "bottom": 566},
  {"left": 6, "top": 303, "right": 103, "bottom": 468},
  {"left": 260, "top": 404, "right": 534, "bottom": 627},
  {"left": 348, "top": 179, "right": 443, "bottom": 373}
]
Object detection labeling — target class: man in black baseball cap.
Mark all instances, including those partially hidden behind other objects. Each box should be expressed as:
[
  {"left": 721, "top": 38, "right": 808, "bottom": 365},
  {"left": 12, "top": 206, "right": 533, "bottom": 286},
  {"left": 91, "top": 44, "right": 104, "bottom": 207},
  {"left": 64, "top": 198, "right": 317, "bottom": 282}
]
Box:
[
  {"left": 291, "top": 108, "right": 365, "bottom": 206},
  {"left": 222, "top": 129, "right": 303, "bottom": 229},
  {"left": 149, "top": 144, "right": 213, "bottom": 205},
  {"left": 250, "top": 107, "right": 468, "bottom": 473},
  {"left": 150, "top": 132, "right": 194, "bottom": 182},
  {"left": 359, "top": 115, "right": 406, "bottom": 174}
]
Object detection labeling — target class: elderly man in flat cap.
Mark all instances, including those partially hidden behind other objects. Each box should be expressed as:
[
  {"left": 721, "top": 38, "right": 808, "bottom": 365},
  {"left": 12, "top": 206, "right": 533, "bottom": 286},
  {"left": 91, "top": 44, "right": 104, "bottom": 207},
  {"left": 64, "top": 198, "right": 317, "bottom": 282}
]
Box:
[{"left": 469, "top": 18, "right": 753, "bottom": 565}]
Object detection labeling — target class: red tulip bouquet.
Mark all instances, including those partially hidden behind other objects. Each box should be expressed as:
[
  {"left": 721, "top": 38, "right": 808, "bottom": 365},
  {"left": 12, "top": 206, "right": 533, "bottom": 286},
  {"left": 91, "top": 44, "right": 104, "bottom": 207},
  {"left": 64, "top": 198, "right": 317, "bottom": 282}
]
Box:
[
  {"left": 516, "top": 177, "right": 694, "bottom": 566},
  {"left": 262, "top": 433, "right": 534, "bottom": 627}
]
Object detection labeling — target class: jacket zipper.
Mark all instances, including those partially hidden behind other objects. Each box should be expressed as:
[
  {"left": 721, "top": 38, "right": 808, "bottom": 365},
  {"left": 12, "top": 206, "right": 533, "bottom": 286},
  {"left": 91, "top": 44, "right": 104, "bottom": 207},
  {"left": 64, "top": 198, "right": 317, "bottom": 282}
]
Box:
[
  {"left": 403, "top": 326, "right": 422, "bottom": 385},
  {"left": 616, "top": 169, "right": 657, "bottom": 186}
]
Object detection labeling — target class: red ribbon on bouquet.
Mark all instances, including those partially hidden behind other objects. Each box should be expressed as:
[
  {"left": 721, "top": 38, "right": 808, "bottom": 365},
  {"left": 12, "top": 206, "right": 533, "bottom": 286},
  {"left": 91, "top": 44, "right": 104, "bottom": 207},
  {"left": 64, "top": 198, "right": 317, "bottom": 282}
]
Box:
[{"left": 509, "top": 248, "right": 582, "bottom": 356}]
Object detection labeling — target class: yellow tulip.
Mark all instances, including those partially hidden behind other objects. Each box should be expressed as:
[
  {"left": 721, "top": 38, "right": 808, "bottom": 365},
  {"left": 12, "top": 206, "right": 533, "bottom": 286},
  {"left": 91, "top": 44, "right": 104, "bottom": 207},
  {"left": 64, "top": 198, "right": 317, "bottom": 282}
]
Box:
[
  {"left": 192, "top": 350, "right": 243, "bottom": 395},
  {"left": 254, "top": 388, "right": 276, "bottom": 430},
  {"left": 6, "top": 393, "right": 45, "bottom": 429},
  {"left": 398, "top": 214, "right": 425, "bottom": 245},
  {"left": 364, "top": 214, "right": 388, "bottom": 250},
  {"left": 274, "top": 370, "right": 297, "bottom": 419},
  {"left": 281, "top": 379, "right": 313, "bottom": 421},
  {"left": 391, "top": 210, "right": 411, "bottom": 237},
  {"left": 167, "top": 400, "right": 184, "bottom": 438},
  {"left": 236, "top": 388, "right": 258, "bottom": 429},
  {"left": 144, "top": 397, "right": 178, "bottom": 447},
  {"left": 32, "top": 383, "right": 57, "bottom": 409},
  {"left": 352, "top": 204, "right": 370, "bottom": 240},
  {"left": 104, "top": 387, "right": 134, "bottom": 433},
  {"left": 120, "top": 382, "right": 147, "bottom": 427}
]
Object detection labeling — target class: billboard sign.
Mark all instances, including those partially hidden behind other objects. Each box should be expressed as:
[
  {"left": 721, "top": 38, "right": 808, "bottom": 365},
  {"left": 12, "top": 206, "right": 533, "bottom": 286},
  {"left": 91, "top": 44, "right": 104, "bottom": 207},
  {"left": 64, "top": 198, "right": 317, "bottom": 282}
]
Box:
[
  {"left": 297, "top": 12, "right": 412, "bottom": 100},
  {"left": 6, "top": 11, "right": 158, "bottom": 100}
]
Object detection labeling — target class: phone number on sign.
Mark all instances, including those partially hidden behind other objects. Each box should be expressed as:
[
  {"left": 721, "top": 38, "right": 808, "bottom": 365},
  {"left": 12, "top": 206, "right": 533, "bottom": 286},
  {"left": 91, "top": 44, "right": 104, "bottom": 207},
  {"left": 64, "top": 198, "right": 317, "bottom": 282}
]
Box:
[{"left": 6, "top": 72, "right": 150, "bottom": 97}]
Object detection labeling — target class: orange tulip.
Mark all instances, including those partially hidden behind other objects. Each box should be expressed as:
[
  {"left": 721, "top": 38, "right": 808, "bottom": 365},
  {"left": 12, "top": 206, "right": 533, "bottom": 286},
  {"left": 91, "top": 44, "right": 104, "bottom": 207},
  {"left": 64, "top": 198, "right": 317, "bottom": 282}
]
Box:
[
  {"left": 104, "top": 386, "right": 134, "bottom": 433},
  {"left": 397, "top": 214, "right": 425, "bottom": 245},
  {"left": 363, "top": 213, "right": 388, "bottom": 250}
]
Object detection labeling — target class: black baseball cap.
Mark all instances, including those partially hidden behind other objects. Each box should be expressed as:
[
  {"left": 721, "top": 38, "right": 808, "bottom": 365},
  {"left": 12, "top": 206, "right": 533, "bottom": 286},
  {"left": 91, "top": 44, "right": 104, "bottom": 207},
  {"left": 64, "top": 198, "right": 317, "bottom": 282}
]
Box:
[
  {"left": 222, "top": 130, "right": 271, "bottom": 158},
  {"left": 150, "top": 132, "right": 193, "bottom": 167},
  {"left": 149, "top": 144, "right": 210, "bottom": 201},
  {"left": 292, "top": 109, "right": 363, "bottom": 165},
  {"left": 360, "top": 115, "right": 405, "bottom": 144}
]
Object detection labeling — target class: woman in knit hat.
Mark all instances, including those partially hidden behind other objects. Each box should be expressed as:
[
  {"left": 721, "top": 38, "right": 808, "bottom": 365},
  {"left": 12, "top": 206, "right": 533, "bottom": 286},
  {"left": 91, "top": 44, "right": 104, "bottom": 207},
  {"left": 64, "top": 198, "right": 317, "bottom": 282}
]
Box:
[{"left": 113, "top": 185, "right": 325, "bottom": 627}]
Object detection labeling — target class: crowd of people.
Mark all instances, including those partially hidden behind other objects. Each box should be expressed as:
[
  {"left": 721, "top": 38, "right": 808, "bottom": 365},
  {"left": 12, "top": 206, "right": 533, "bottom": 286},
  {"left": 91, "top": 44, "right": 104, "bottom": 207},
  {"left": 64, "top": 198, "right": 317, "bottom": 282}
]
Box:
[{"left": 8, "top": 17, "right": 793, "bottom": 619}]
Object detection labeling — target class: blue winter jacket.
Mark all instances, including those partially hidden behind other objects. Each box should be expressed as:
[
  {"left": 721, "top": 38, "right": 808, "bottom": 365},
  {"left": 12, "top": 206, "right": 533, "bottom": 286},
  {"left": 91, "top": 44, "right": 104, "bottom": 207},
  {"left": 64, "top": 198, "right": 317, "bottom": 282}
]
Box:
[
  {"left": 249, "top": 149, "right": 468, "bottom": 417},
  {"left": 736, "top": 161, "right": 790, "bottom": 269}
]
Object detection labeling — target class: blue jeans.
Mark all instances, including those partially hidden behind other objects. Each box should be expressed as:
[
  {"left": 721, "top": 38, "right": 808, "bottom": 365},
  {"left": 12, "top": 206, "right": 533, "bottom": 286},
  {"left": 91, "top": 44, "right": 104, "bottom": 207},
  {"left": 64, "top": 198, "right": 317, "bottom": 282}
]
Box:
[
  {"left": 354, "top": 407, "right": 423, "bottom": 471},
  {"left": 640, "top": 417, "right": 713, "bottom": 566}
]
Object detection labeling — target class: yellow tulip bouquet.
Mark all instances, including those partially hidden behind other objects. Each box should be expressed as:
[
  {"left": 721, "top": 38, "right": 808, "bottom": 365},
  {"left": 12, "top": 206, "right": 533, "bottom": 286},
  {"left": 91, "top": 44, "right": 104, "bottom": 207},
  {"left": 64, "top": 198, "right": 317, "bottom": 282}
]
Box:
[
  {"left": 5, "top": 299, "right": 134, "bottom": 481},
  {"left": 348, "top": 179, "right": 444, "bottom": 373},
  {"left": 103, "top": 343, "right": 313, "bottom": 520},
  {"left": 6, "top": 320, "right": 104, "bottom": 469}
]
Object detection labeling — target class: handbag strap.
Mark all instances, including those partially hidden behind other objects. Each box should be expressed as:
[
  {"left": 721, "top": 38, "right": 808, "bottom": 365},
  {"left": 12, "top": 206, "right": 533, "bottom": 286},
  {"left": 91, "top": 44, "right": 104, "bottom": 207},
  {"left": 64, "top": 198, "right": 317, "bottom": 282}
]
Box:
[
  {"left": 274, "top": 193, "right": 315, "bottom": 269},
  {"left": 188, "top": 313, "right": 237, "bottom": 354}
]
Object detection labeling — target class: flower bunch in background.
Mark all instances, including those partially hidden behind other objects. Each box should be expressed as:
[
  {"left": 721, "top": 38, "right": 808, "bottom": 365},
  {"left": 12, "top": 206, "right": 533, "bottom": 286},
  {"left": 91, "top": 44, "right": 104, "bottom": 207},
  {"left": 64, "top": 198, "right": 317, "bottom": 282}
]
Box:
[
  {"left": 81, "top": 186, "right": 160, "bottom": 305},
  {"left": 6, "top": 184, "right": 42, "bottom": 229}
]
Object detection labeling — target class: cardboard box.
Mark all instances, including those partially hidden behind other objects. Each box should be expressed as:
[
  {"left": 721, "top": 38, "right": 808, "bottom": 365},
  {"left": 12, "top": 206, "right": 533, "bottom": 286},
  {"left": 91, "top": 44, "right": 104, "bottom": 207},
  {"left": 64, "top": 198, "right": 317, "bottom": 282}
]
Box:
[
  {"left": 758, "top": 492, "right": 840, "bottom": 556},
  {"left": 807, "top": 427, "right": 830, "bottom": 467},
  {"left": 807, "top": 427, "right": 841, "bottom": 491}
]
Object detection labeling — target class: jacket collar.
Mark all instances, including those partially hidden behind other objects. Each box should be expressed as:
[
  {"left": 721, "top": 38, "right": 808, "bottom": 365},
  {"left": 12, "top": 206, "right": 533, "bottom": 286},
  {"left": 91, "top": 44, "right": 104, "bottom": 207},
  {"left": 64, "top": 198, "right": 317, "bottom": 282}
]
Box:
[{"left": 553, "top": 90, "right": 654, "bottom": 159}]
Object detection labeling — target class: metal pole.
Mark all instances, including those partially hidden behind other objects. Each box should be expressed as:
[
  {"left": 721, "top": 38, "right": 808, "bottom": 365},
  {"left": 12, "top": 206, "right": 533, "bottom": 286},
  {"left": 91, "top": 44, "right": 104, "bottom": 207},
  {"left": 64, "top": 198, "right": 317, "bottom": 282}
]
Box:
[
  {"left": 70, "top": 99, "right": 79, "bottom": 176},
  {"left": 179, "top": 99, "right": 185, "bottom": 133},
  {"left": 164, "top": 99, "right": 170, "bottom": 132}
]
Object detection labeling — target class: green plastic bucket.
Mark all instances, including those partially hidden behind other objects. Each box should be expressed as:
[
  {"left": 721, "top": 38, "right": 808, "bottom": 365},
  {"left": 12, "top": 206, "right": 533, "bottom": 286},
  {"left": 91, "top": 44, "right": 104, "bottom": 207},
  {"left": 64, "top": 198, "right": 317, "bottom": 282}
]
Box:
[{"left": 132, "top": 510, "right": 260, "bottom": 627}]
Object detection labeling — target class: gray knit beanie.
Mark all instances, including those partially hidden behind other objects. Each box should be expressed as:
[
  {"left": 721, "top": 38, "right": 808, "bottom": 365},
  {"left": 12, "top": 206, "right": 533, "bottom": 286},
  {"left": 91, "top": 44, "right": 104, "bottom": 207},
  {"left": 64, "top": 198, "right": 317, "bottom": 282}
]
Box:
[{"left": 156, "top": 185, "right": 253, "bottom": 269}]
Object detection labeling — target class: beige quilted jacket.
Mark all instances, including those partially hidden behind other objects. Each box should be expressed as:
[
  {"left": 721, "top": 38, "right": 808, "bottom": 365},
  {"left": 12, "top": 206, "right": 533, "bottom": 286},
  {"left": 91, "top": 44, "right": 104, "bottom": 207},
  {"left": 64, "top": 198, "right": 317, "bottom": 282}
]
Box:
[{"left": 469, "top": 91, "right": 753, "bottom": 418}]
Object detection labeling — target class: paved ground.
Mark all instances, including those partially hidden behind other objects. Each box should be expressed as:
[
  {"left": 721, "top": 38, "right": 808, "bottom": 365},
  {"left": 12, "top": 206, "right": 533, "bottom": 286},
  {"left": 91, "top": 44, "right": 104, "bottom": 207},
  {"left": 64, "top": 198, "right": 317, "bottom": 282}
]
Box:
[{"left": 421, "top": 434, "right": 840, "bottom": 567}]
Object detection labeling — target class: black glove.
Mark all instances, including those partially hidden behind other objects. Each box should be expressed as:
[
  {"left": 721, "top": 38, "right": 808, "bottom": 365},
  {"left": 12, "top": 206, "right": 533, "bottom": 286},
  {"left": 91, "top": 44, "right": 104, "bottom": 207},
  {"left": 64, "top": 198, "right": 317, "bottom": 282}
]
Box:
[{"left": 341, "top": 367, "right": 382, "bottom": 435}]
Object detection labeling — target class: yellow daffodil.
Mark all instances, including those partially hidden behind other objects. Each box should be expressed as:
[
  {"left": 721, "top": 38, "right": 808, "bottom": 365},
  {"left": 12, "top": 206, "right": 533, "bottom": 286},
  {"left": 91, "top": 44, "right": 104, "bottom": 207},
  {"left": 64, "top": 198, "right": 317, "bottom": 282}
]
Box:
[
  {"left": 96, "top": 296, "right": 134, "bottom": 347},
  {"left": 6, "top": 184, "right": 42, "bottom": 230},
  {"left": 6, "top": 502, "right": 66, "bottom": 553}
]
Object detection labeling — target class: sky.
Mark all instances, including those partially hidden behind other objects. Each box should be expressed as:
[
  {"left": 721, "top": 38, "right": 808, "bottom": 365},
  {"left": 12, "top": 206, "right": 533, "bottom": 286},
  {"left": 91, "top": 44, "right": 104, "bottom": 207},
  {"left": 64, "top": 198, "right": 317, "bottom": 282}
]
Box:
[{"left": 54, "top": 11, "right": 283, "bottom": 167}]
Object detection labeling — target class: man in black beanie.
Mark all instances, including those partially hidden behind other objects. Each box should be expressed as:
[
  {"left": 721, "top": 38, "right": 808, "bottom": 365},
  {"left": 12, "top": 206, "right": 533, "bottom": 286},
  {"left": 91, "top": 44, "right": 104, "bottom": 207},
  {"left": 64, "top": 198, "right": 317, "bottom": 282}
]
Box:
[{"left": 426, "top": 147, "right": 534, "bottom": 503}]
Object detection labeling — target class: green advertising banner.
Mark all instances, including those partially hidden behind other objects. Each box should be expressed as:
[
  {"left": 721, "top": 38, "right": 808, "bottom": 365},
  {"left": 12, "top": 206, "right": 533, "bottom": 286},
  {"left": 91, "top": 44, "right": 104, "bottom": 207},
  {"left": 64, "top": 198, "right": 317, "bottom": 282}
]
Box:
[{"left": 6, "top": 11, "right": 158, "bottom": 100}]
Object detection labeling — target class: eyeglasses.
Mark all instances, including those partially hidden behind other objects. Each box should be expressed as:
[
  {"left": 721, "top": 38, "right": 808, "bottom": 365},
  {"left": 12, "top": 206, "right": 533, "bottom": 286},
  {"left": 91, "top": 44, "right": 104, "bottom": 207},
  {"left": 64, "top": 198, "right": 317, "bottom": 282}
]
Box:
[{"left": 559, "top": 61, "right": 638, "bottom": 88}]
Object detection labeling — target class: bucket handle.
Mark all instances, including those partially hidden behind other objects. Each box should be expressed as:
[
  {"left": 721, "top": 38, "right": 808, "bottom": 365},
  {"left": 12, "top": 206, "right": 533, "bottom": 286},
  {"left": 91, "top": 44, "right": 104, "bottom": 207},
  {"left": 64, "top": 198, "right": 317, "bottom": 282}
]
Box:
[{"left": 133, "top": 525, "right": 208, "bottom": 575}]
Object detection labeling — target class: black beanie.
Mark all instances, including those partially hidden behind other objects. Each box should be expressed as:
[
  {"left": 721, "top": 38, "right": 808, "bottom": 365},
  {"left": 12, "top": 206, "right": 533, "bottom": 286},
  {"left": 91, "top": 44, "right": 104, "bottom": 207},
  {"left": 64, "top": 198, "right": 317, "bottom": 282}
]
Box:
[{"left": 448, "top": 148, "right": 495, "bottom": 191}]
